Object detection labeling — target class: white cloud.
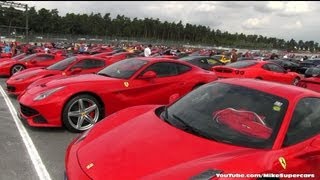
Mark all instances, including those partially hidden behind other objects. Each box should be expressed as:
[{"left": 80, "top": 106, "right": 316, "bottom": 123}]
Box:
[
  {"left": 279, "top": 2, "right": 311, "bottom": 16},
  {"left": 242, "top": 17, "right": 270, "bottom": 29},
  {"left": 283, "top": 20, "right": 303, "bottom": 29}
]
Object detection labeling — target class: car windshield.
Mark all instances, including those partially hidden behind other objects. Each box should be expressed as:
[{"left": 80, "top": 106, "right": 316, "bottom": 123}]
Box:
[
  {"left": 226, "top": 61, "right": 257, "bottom": 68},
  {"left": 12, "top": 53, "right": 26, "bottom": 60},
  {"left": 161, "top": 82, "right": 288, "bottom": 149},
  {"left": 46, "top": 56, "right": 77, "bottom": 71},
  {"left": 18, "top": 54, "right": 37, "bottom": 61},
  {"left": 97, "top": 58, "right": 148, "bottom": 79}
]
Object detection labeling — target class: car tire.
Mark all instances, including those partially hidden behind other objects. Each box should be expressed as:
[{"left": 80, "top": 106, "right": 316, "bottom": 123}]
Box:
[
  {"left": 10, "top": 64, "right": 25, "bottom": 76},
  {"left": 62, "top": 94, "right": 103, "bottom": 133},
  {"left": 292, "top": 77, "right": 300, "bottom": 85}
]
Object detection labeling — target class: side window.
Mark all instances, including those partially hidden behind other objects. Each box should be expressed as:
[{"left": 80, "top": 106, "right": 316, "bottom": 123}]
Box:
[
  {"left": 36, "top": 55, "right": 54, "bottom": 61},
  {"left": 176, "top": 63, "right": 192, "bottom": 74},
  {"left": 267, "top": 64, "right": 285, "bottom": 73},
  {"left": 72, "top": 59, "right": 105, "bottom": 69},
  {"left": 143, "top": 62, "right": 178, "bottom": 77},
  {"left": 283, "top": 98, "right": 320, "bottom": 147},
  {"left": 262, "top": 64, "right": 271, "bottom": 71}
]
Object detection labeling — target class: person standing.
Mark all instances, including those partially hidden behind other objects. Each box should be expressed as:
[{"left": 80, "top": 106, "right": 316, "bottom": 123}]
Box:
[
  {"left": 144, "top": 44, "right": 152, "bottom": 57},
  {"left": 230, "top": 49, "right": 238, "bottom": 63}
]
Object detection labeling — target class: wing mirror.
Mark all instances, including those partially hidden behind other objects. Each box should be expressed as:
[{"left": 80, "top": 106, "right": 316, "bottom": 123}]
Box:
[
  {"left": 71, "top": 68, "right": 82, "bottom": 74},
  {"left": 139, "top": 70, "right": 157, "bottom": 79},
  {"left": 168, "top": 93, "right": 180, "bottom": 105}
]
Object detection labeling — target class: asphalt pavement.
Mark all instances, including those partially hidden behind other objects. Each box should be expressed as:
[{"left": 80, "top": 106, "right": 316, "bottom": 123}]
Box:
[{"left": 0, "top": 78, "right": 78, "bottom": 180}]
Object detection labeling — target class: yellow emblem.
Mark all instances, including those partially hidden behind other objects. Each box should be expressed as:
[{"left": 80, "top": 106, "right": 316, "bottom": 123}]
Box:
[
  {"left": 124, "top": 82, "right": 129, "bottom": 87},
  {"left": 86, "top": 163, "right": 94, "bottom": 169},
  {"left": 279, "top": 157, "right": 286, "bottom": 169}
]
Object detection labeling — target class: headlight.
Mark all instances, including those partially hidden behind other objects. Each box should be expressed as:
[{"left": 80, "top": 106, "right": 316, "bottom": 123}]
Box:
[
  {"left": 75, "top": 128, "right": 92, "bottom": 144},
  {"left": 33, "top": 86, "right": 65, "bottom": 101}
]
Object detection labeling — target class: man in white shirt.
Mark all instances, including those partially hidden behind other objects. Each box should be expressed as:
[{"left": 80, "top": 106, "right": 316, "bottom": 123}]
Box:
[{"left": 144, "top": 44, "right": 152, "bottom": 57}]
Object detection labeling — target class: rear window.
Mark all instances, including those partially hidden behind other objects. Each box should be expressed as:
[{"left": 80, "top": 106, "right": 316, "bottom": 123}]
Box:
[{"left": 226, "top": 61, "right": 257, "bottom": 68}]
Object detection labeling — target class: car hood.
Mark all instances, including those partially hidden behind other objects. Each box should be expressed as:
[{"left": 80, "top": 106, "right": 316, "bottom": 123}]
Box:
[
  {"left": 9, "top": 67, "right": 60, "bottom": 80},
  {"left": 0, "top": 59, "right": 16, "bottom": 66},
  {"left": 76, "top": 106, "right": 257, "bottom": 179},
  {"left": 26, "top": 74, "right": 120, "bottom": 95}
]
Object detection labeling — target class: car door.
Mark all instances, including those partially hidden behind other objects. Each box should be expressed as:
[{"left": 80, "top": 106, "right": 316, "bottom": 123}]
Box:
[
  {"left": 32, "top": 54, "right": 56, "bottom": 67},
  {"left": 271, "top": 98, "right": 320, "bottom": 178},
  {"left": 69, "top": 58, "right": 106, "bottom": 74},
  {"left": 127, "top": 62, "right": 192, "bottom": 106},
  {"left": 262, "top": 63, "right": 289, "bottom": 84}
]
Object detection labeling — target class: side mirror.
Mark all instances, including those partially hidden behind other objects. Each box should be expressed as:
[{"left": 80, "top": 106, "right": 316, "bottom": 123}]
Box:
[
  {"left": 169, "top": 93, "right": 180, "bottom": 104},
  {"left": 139, "top": 70, "right": 157, "bottom": 79},
  {"left": 71, "top": 68, "right": 82, "bottom": 74}
]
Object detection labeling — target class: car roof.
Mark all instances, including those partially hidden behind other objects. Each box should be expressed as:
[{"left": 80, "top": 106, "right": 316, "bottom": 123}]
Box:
[{"left": 216, "top": 78, "right": 320, "bottom": 100}]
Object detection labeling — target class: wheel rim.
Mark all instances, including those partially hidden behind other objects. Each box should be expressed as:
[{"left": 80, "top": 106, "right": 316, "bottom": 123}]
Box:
[
  {"left": 67, "top": 98, "right": 99, "bottom": 131},
  {"left": 12, "top": 65, "right": 24, "bottom": 74}
]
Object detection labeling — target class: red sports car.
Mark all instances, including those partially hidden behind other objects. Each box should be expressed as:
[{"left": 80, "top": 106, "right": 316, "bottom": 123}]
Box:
[
  {"left": 0, "top": 53, "right": 66, "bottom": 76},
  {"left": 65, "top": 78, "right": 320, "bottom": 179},
  {"left": 90, "top": 49, "right": 127, "bottom": 58},
  {"left": 212, "top": 60, "right": 301, "bottom": 85},
  {"left": 6, "top": 56, "right": 110, "bottom": 96},
  {"left": 0, "top": 53, "right": 27, "bottom": 62},
  {"left": 18, "top": 57, "right": 217, "bottom": 132},
  {"left": 296, "top": 76, "right": 320, "bottom": 93}
]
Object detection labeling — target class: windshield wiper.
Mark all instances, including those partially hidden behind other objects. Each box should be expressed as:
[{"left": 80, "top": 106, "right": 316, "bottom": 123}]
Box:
[{"left": 171, "top": 114, "right": 223, "bottom": 142}]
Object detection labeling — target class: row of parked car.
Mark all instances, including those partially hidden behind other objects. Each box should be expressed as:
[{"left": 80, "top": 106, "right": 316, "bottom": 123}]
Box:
[{"left": 1, "top": 48, "right": 320, "bottom": 179}]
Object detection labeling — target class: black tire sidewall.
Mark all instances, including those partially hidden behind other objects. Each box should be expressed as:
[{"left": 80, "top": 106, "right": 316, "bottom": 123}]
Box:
[{"left": 62, "top": 94, "right": 102, "bottom": 133}]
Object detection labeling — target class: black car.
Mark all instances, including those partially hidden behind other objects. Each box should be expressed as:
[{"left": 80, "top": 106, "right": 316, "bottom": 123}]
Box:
[
  {"left": 269, "top": 59, "right": 300, "bottom": 73},
  {"left": 305, "top": 65, "right": 320, "bottom": 77},
  {"left": 179, "top": 56, "right": 225, "bottom": 70},
  {"left": 237, "top": 57, "right": 255, "bottom": 61},
  {"left": 296, "top": 59, "right": 320, "bottom": 74}
]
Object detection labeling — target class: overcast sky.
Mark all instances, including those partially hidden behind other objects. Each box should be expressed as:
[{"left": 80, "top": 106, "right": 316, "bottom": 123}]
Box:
[{"left": 14, "top": 1, "right": 320, "bottom": 42}]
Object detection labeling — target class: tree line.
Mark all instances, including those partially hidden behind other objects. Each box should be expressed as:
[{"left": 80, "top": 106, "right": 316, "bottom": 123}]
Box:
[{"left": 0, "top": 6, "right": 319, "bottom": 52}]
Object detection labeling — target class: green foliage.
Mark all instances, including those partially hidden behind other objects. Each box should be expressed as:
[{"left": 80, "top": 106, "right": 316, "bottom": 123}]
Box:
[{"left": 0, "top": 5, "right": 319, "bottom": 51}]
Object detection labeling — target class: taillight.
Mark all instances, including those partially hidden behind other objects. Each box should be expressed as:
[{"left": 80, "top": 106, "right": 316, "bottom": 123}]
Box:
[{"left": 240, "top": 71, "right": 245, "bottom": 75}]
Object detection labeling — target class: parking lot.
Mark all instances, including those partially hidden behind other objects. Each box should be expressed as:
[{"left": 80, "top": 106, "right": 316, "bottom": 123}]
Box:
[{"left": 0, "top": 78, "right": 78, "bottom": 180}]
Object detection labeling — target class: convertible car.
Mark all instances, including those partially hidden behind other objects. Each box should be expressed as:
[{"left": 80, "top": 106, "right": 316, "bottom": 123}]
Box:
[
  {"left": 18, "top": 57, "right": 218, "bottom": 132},
  {"left": 212, "top": 60, "right": 301, "bottom": 85},
  {"left": 65, "top": 78, "right": 320, "bottom": 179},
  {"left": 0, "top": 52, "right": 66, "bottom": 76},
  {"left": 6, "top": 56, "right": 111, "bottom": 96}
]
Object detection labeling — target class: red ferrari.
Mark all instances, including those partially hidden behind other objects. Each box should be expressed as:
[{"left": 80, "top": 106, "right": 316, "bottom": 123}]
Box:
[
  {"left": 0, "top": 53, "right": 27, "bottom": 62},
  {"left": 0, "top": 52, "right": 66, "bottom": 76},
  {"left": 296, "top": 76, "right": 320, "bottom": 93},
  {"left": 212, "top": 60, "right": 301, "bottom": 85},
  {"left": 18, "top": 57, "right": 217, "bottom": 132},
  {"left": 65, "top": 78, "right": 320, "bottom": 179},
  {"left": 6, "top": 56, "right": 110, "bottom": 96}
]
